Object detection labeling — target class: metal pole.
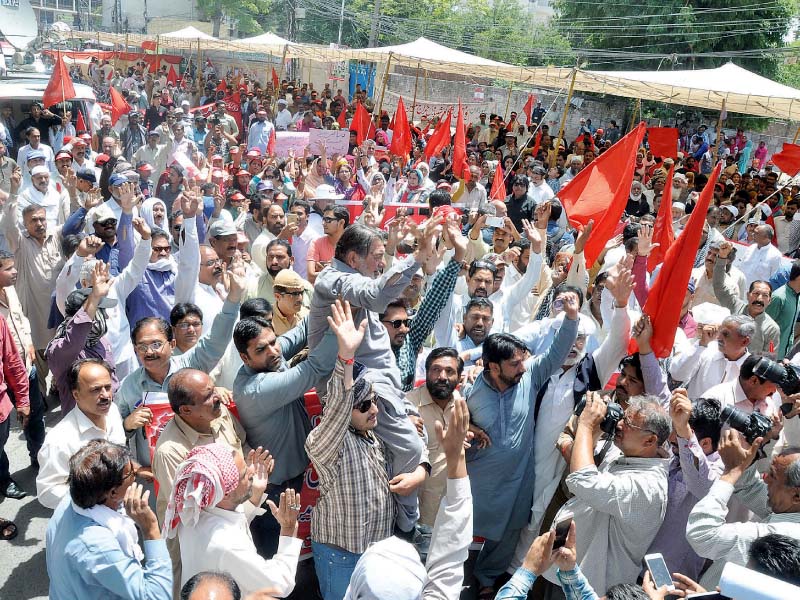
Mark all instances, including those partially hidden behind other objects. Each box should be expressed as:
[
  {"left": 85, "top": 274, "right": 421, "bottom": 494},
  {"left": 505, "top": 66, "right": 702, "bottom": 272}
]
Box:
[
  {"left": 272, "top": 44, "right": 289, "bottom": 116},
  {"left": 503, "top": 82, "right": 513, "bottom": 122},
  {"left": 368, "top": 0, "right": 382, "bottom": 47},
  {"left": 410, "top": 62, "right": 420, "bottom": 121},
  {"left": 376, "top": 52, "right": 393, "bottom": 118},
  {"left": 628, "top": 98, "right": 639, "bottom": 132},
  {"left": 792, "top": 126, "right": 800, "bottom": 144},
  {"left": 337, "top": 0, "right": 346, "bottom": 46},
  {"left": 713, "top": 99, "right": 726, "bottom": 163},
  {"left": 553, "top": 68, "right": 577, "bottom": 167}
]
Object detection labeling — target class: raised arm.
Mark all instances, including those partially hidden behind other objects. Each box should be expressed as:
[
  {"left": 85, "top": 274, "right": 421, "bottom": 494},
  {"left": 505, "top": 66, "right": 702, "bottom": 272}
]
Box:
[
  {"left": 4, "top": 167, "right": 22, "bottom": 252},
  {"left": 529, "top": 292, "right": 579, "bottom": 391},
  {"left": 712, "top": 243, "right": 747, "bottom": 313},
  {"left": 174, "top": 190, "right": 200, "bottom": 304}
]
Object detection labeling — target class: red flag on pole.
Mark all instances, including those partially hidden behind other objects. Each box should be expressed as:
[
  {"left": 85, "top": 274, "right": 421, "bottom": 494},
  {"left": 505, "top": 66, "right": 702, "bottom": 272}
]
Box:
[
  {"left": 452, "top": 100, "right": 470, "bottom": 182},
  {"left": 531, "top": 130, "right": 542, "bottom": 157},
  {"left": 42, "top": 51, "right": 76, "bottom": 110},
  {"left": 389, "top": 97, "right": 413, "bottom": 159},
  {"left": 424, "top": 110, "right": 452, "bottom": 161},
  {"left": 167, "top": 65, "right": 178, "bottom": 86},
  {"left": 224, "top": 91, "right": 242, "bottom": 138},
  {"left": 352, "top": 102, "right": 374, "bottom": 145},
  {"left": 559, "top": 122, "right": 647, "bottom": 266},
  {"left": 337, "top": 107, "right": 347, "bottom": 129},
  {"left": 647, "top": 127, "right": 679, "bottom": 159},
  {"left": 647, "top": 165, "right": 675, "bottom": 272},
  {"left": 108, "top": 86, "right": 129, "bottom": 125},
  {"left": 266, "top": 127, "right": 276, "bottom": 157},
  {"left": 522, "top": 94, "right": 535, "bottom": 127},
  {"left": 764, "top": 213, "right": 780, "bottom": 247},
  {"left": 771, "top": 143, "right": 800, "bottom": 176},
  {"left": 489, "top": 161, "right": 505, "bottom": 200},
  {"left": 271, "top": 67, "right": 280, "bottom": 90},
  {"left": 636, "top": 161, "right": 723, "bottom": 358},
  {"left": 76, "top": 111, "right": 87, "bottom": 134},
  {"left": 216, "top": 79, "right": 227, "bottom": 93}
]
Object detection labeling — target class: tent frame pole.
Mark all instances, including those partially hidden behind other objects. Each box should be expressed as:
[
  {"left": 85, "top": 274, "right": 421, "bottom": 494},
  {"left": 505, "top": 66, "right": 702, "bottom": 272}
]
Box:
[
  {"left": 713, "top": 99, "right": 726, "bottom": 163},
  {"left": 793, "top": 127, "right": 800, "bottom": 144},
  {"left": 628, "top": 98, "right": 640, "bottom": 132},
  {"left": 273, "top": 44, "right": 289, "bottom": 117},
  {"left": 503, "top": 82, "right": 513, "bottom": 122},
  {"left": 411, "top": 62, "right": 421, "bottom": 122},
  {"left": 376, "top": 51, "right": 394, "bottom": 118},
  {"left": 553, "top": 68, "right": 577, "bottom": 167}
]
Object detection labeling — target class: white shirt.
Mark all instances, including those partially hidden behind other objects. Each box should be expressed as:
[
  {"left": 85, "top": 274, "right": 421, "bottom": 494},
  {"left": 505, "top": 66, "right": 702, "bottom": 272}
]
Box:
[
  {"left": 190, "top": 282, "right": 225, "bottom": 336},
  {"left": 774, "top": 216, "right": 795, "bottom": 254},
  {"left": 527, "top": 181, "right": 554, "bottom": 206},
  {"left": 669, "top": 342, "right": 750, "bottom": 400},
  {"left": 291, "top": 226, "right": 320, "bottom": 279},
  {"left": 733, "top": 242, "right": 784, "bottom": 286},
  {"left": 275, "top": 108, "right": 293, "bottom": 131},
  {"left": 453, "top": 181, "right": 488, "bottom": 211},
  {"left": 178, "top": 503, "right": 301, "bottom": 596},
  {"left": 18, "top": 182, "right": 69, "bottom": 229},
  {"left": 701, "top": 379, "right": 780, "bottom": 418},
  {"left": 36, "top": 403, "right": 126, "bottom": 509}
]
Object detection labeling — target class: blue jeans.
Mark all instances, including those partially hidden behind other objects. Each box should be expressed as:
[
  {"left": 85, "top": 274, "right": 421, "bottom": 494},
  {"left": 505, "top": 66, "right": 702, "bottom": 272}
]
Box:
[{"left": 312, "top": 541, "right": 361, "bottom": 600}]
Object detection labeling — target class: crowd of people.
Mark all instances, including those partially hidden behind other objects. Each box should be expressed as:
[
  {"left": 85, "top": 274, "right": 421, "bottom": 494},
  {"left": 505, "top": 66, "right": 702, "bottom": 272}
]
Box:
[{"left": 0, "top": 59, "right": 799, "bottom": 600}]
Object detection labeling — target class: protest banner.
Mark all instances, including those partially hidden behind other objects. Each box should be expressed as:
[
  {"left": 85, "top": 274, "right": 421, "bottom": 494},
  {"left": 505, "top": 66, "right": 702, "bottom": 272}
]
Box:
[{"left": 309, "top": 129, "right": 349, "bottom": 156}]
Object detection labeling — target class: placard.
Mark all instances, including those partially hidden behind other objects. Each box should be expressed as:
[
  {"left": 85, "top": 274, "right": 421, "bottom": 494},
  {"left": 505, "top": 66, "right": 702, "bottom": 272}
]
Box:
[
  {"left": 309, "top": 129, "right": 349, "bottom": 156},
  {"left": 275, "top": 132, "right": 310, "bottom": 158}
]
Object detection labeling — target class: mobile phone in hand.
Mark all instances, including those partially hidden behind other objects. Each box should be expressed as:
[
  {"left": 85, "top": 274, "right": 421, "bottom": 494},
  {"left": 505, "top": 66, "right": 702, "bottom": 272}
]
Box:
[
  {"left": 552, "top": 512, "right": 572, "bottom": 550},
  {"left": 644, "top": 553, "right": 675, "bottom": 591}
]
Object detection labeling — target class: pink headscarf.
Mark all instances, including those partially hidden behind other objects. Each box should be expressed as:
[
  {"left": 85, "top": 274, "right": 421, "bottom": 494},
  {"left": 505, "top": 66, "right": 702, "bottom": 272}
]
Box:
[{"left": 162, "top": 443, "right": 240, "bottom": 539}]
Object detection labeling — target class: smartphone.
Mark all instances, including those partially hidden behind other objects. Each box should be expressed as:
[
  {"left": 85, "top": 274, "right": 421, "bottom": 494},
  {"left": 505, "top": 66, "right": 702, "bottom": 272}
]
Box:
[
  {"left": 644, "top": 554, "right": 675, "bottom": 591},
  {"left": 552, "top": 512, "right": 572, "bottom": 550},
  {"left": 486, "top": 215, "right": 505, "bottom": 228},
  {"left": 686, "top": 594, "right": 731, "bottom": 600},
  {"left": 286, "top": 213, "right": 298, "bottom": 226}
]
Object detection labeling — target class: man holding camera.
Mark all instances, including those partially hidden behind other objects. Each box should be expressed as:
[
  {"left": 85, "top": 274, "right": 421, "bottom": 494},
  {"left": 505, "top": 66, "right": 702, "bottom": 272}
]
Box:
[
  {"left": 540, "top": 393, "right": 670, "bottom": 595},
  {"left": 702, "top": 355, "right": 782, "bottom": 421},
  {"left": 686, "top": 430, "right": 800, "bottom": 588}
]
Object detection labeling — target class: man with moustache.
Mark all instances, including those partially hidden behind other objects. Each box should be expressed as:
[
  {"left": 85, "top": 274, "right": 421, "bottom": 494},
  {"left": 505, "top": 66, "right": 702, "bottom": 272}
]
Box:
[
  {"left": 183, "top": 245, "right": 225, "bottom": 336},
  {"left": 407, "top": 347, "right": 465, "bottom": 526},
  {"left": 713, "top": 240, "right": 780, "bottom": 355},
  {"left": 244, "top": 239, "right": 313, "bottom": 308},
  {"left": 232, "top": 310, "right": 338, "bottom": 556},
  {"left": 152, "top": 368, "right": 248, "bottom": 595}
]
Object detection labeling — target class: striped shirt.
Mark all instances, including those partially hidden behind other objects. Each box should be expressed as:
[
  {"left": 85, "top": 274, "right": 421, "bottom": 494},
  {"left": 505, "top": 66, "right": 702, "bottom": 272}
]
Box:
[{"left": 306, "top": 360, "right": 395, "bottom": 553}]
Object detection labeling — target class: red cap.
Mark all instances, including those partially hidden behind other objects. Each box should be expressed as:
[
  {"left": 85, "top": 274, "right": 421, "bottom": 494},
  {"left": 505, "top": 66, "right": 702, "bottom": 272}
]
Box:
[
  {"left": 55, "top": 151, "right": 73, "bottom": 161},
  {"left": 211, "top": 154, "right": 223, "bottom": 161},
  {"left": 95, "top": 153, "right": 110, "bottom": 165},
  {"left": 236, "top": 169, "right": 250, "bottom": 177},
  {"left": 230, "top": 191, "right": 246, "bottom": 200},
  {"left": 79, "top": 133, "right": 92, "bottom": 141},
  {"left": 229, "top": 147, "right": 240, "bottom": 154}
]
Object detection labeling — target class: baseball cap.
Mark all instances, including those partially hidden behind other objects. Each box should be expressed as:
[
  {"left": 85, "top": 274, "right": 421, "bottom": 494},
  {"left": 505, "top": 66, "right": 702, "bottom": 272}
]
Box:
[
  {"left": 720, "top": 205, "right": 738, "bottom": 218},
  {"left": 55, "top": 150, "right": 73, "bottom": 161},
  {"left": 257, "top": 180, "right": 275, "bottom": 192},
  {"left": 208, "top": 220, "right": 238, "bottom": 237},
  {"left": 108, "top": 174, "right": 129, "bottom": 187},
  {"left": 236, "top": 169, "right": 250, "bottom": 177},
  {"left": 148, "top": 130, "right": 161, "bottom": 137},
  {"left": 65, "top": 288, "right": 117, "bottom": 317},
  {"left": 75, "top": 168, "right": 96, "bottom": 184},
  {"left": 312, "top": 184, "right": 344, "bottom": 200},
  {"left": 94, "top": 153, "right": 110, "bottom": 166},
  {"left": 26, "top": 149, "right": 46, "bottom": 162},
  {"left": 136, "top": 161, "right": 154, "bottom": 173},
  {"left": 92, "top": 203, "right": 117, "bottom": 224},
  {"left": 273, "top": 269, "right": 305, "bottom": 291}
]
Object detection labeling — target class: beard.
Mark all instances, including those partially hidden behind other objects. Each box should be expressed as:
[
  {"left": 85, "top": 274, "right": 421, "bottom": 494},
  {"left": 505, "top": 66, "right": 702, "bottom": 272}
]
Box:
[
  {"left": 562, "top": 348, "right": 586, "bottom": 368},
  {"left": 426, "top": 379, "right": 456, "bottom": 400}
]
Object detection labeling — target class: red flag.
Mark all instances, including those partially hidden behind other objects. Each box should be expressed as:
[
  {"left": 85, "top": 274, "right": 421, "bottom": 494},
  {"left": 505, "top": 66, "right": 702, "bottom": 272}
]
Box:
[
  {"left": 216, "top": 79, "right": 227, "bottom": 92},
  {"left": 271, "top": 67, "right": 280, "bottom": 90},
  {"left": 764, "top": 213, "right": 780, "bottom": 247},
  {"left": 224, "top": 92, "right": 242, "bottom": 138},
  {"left": 522, "top": 94, "right": 535, "bottom": 127},
  {"left": 42, "top": 52, "right": 76, "bottom": 110},
  {"left": 352, "top": 102, "right": 374, "bottom": 145},
  {"left": 424, "top": 110, "right": 452, "bottom": 161},
  {"left": 638, "top": 161, "right": 723, "bottom": 358},
  {"left": 167, "top": 65, "right": 178, "bottom": 86},
  {"left": 489, "top": 161, "right": 505, "bottom": 200},
  {"left": 647, "top": 165, "right": 675, "bottom": 272},
  {"left": 389, "top": 97, "right": 413, "bottom": 159},
  {"left": 76, "top": 111, "right": 87, "bottom": 134},
  {"left": 647, "top": 127, "right": 678, "bottom": 159},
  {"left": 267, "top": 127, "right": 276, "bottom": 157},
  {"left": 531, "top": 130, "right": 542, "bottom": 157},
  {"left": 452, "top": 100, "right": 470, "bottom": 182},
  {"left": 337, "top": 107, "right": 347, "bottom": 129},
  {"left": 108, "top": 86, "right": 129, "bottom": 126},
  {"left": 771, "top": 143, "right": 800, "bottom": 176},
  {"left": 560, "top": 122, "right": 647, "bottom": 266}
]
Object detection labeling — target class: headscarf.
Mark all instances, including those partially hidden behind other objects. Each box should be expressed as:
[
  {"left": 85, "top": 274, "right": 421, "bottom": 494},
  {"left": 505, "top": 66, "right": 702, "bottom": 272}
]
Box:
[
  {"left": 343, "top": 537, "right": 427, "bottom": 600},
  {"left": 738, "top": 140, "right": 754, "bottom": 175},
  {"left": 140, "top": 197, "right": 169, "bottom": 233},
  {"left": 304, "top": 157, "right": 328, "bottom": 199},
  {"left": 162, "top": 442, "right": 240, "bottom": 539}
]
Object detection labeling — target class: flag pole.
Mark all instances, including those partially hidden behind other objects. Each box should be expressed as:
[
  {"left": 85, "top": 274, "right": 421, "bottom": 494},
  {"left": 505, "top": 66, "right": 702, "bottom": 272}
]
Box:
[
  {"left": 793, "top": 127, "right": 800, "bottom": 144},
  {"left": 553, "top": 67, "right": 577, "bottom": 168},
  {"left": 411, "top": 62, "right": 420, "bottom": 122},
  {"left": 273, "top": 44, "right": 289, "bottom": 117},
  {"left": 503, "top": 82, "right": 513, "bottom": 122},
  {"left": 59, "top": 49, "right": 67, "bottom": 117},
  {"left": 376, "top": 51, "right": 394, "bottom": 119},
  {"left": 713, "top": 99, "right": 726, "bottom": 163}
]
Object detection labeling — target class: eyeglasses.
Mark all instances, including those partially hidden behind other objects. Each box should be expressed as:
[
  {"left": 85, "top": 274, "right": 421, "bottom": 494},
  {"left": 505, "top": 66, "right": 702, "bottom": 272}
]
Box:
[
  {"left": 202, "top": 258, "right": 222, "bottom": 267},
  {"left": 135, "top": 340, "right": 166, "bottom": 353},
  {"left": 122, "top": 462, "right": 137, "bottom": 482},
  {"left": 152, "top": 245, "right": 172, "bottom": 254},
  {"left": 354, "top": 395, "right": 377, "bottom": 413},
  {"left": 98, "top": 219, "right": 118, "bottom": 227},
  {"left": 322, "top": 216, "right": 340, "bottom": 223},
  {"left": 382, "top": 318, "right": 412, "bottom": 329},
  {"left": 278, "top": 290, "right": 304, "bottom": 297},
  {"left": 175, "top": 320, "right": 202, "bottom": 331},
  {"left": 623, "top": 414, "right": 657, "bottom": 436},
  {"left": 172, "top": 224, "right": 183, "bottom": 231}
]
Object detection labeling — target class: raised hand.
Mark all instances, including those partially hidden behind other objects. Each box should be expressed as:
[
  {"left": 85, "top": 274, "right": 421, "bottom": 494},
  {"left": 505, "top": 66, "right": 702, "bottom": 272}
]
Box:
[
  {"left": 89, "top": 260, "right": 112, "bottom": 298},
  {"left": 327, "top": 299, "right": 367, "bottom": 361},
  {"left": 266, "top": 488, "right": 301, "bottom": 536},
  {"left": 225, "top": 256, "right": 247, "bottom": 303},
  {"left": 9, "top": 167, "right": 21, "bottom": 194},
  {"left": 248, "top": 446, "right": 274, "bottom": 498},
  {"left": 561, "top": 290, "right": 580, "bottom": 320},
  {"left": 118, "top": 181, "right": 139, "bottom": 214},
  {"left": 76, "top": 234, "right": 104, "bottom": 257},
  {"left": 84, "top": 188, "right": 102, "bottom": 210},
  {"left": 718, "top": 240, "right": 733, "bottom": 259},
  {"left": 670, "top": 388, "right": 693, "bottom": 439},
  {"left": 413, "top": 214, "right": 444, "bottom": 264},
  {"left": 435, "top": 397, "right": 470, "bottom": 478},
  {"left": 181, "top": 186, "right": 201, "bottom": 218},
  {"left": 446, "top": 216, "right": 468, "bottom": 262},
  {"left": 637, "top": 223, "right": 658, "bottom": 257},
  {"left": 534, "top": 200, "right": 551, "bottom": 226},
  {"left": 573, "top": 220, "right": 593, "bottom": 255},
  {"left": 124, "top": 482, "right": 160, "bottom": 539},
  {"left": 64, "top": 168, "right": 78, "bottom": 192},
  {"left": 633, "top": 314, "right": 654, "bottom": 353},
  {"left": 521, "top": 530, "right": 556, "bottom": 576},
  {"left": 132, "top": 216, "right": 152, "bottom": 240},
  {"left": 605, "top": 261, "right": 634, "bottom": 308},
  {"left": 521, "top": 218, "right": 544, "bottom": 255},
  {"left": 719, "top": 429, "right": 762, "bottom": 482},
  {"left": 552, "top": 521, "right": 578, "bottom": 572}
]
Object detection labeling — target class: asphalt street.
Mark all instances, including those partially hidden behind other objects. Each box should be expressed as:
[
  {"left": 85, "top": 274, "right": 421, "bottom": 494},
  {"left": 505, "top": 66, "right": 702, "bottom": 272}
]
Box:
[{"left": 0, "top": 405, "right": 60, "bottom": 600}]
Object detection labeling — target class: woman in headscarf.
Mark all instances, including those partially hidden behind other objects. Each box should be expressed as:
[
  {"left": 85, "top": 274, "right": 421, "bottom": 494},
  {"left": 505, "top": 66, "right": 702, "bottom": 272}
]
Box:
[
  {"left": 396, "top": 168, "right": 429, "bottom": 205},
  {"left": 334, "top": 159, "right": 365, "bottom": 202},
  {"left": 303, "top": 156, "right": 333, "bottom": 200},
  {"left": 738, "top": 139, "right": 754, "bottom": 174},
  {"left": 140, "top": 197, "right": 170, "bottom": 235}
]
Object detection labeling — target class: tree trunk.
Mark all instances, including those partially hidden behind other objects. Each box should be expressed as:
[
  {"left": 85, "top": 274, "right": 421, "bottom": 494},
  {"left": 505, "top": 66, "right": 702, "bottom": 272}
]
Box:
[{"left": 212, "top": 13, "right": 222, "bottom": 38}]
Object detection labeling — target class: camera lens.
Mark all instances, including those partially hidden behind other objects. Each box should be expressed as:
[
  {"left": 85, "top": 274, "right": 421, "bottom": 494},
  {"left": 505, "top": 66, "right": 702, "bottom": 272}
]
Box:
[{"left": 720, "top": 405, "right": 750, "bottom": 432}]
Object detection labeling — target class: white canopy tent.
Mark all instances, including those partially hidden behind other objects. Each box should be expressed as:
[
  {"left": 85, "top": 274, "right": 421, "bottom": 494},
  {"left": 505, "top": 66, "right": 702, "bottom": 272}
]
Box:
[
  {"left": 237, "top": 32, "right": 294, "bottom": 47},
  {"left": 159, "top": 26, "right": 219, "bottom": 41}
]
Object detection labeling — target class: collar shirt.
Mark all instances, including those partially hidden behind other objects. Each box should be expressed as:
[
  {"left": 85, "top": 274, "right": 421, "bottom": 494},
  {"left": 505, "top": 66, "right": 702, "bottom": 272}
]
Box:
[
  {"left": 543, "top": 457, "right": 669, "bottom": 593},
  {"left": 36, "top": 404, "right": 126, "bottom": 509},
  {"left": 669, "top": 342, "right": 750, "bottom": 400},
  {"left": 733, "top": 242, "right": 784, "bottom": 286},
  {"left": 291, "top": 226, "right": 321, "bottom": 279},
  {"left": 701, "top": 379, "right": 781, "bottom": 418}
]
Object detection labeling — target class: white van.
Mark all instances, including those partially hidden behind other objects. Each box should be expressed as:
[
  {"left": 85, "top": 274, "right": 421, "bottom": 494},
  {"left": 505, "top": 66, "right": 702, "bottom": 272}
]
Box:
[{"left": 0, "top": 76, "right": 99, "bottom": 138}]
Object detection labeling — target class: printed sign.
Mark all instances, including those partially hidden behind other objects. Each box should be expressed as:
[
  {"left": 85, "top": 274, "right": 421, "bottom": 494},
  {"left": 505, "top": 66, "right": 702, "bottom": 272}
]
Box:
[
  {"left": 309, "top": 129, "right": 349, "bottom": 156},
  {"left": 275, "top": 132, "right": 310, "bottom": 158}
]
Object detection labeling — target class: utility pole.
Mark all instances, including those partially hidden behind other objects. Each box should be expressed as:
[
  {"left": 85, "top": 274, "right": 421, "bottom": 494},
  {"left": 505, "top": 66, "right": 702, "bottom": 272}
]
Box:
[
  {"left": 337, "top": 0, "right": 346, "bottom": 46},
  {"left": 368, "top": 0, "right": 382, "bottom": 47}
]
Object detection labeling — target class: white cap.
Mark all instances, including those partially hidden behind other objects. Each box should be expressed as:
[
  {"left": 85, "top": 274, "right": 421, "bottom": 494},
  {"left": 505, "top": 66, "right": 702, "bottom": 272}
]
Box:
[
  {"left": 692, "top": 302, "right": 730, "bottom": 326},
  {"left": 30, "top": 165, "right": 49, "bottom": 177},
  {"left": 720, "top": 205, "right": 738, "bottom": 218},
  {"left": 672, "top": 202, "right": 686, "bottom": 212}
]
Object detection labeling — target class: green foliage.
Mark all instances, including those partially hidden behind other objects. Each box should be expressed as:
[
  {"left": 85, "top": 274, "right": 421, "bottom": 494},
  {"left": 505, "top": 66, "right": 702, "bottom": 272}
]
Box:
[
  {"left": 552, "top": 0, "right": 793, "bottom": 77},
  {"left": 197, "top": 0, "right": 271, "bottom": 37},
  {"left": 258, "top": 0, "right": 573, "bottom": 66}
]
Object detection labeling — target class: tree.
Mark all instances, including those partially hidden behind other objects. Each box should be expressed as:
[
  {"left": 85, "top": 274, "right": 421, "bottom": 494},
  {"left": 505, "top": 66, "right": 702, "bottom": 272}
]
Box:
[
  {"left": 551, "top": 0, "right": 792, "bottom": 77},
  {"left": 197, "top": 0, "right": 271, "bottom": 37}
]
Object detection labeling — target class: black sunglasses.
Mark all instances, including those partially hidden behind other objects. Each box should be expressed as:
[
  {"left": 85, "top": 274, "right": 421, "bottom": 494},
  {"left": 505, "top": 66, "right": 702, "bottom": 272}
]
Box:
[
  {"left": 382, "top": 318, "right": 412, "bottom": 328},
  {"left": 354, "top": 395, "right": 377, "bottom": 413}
]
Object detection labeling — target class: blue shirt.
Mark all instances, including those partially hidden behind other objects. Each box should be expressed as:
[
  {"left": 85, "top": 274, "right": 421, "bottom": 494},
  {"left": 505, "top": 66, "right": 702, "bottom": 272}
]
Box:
[
  {"left": 496, "top": 567, "right": 599, "bottom": 600},
  {"left": 46, "top": 497, "right": 172, "bottom": 600}
]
